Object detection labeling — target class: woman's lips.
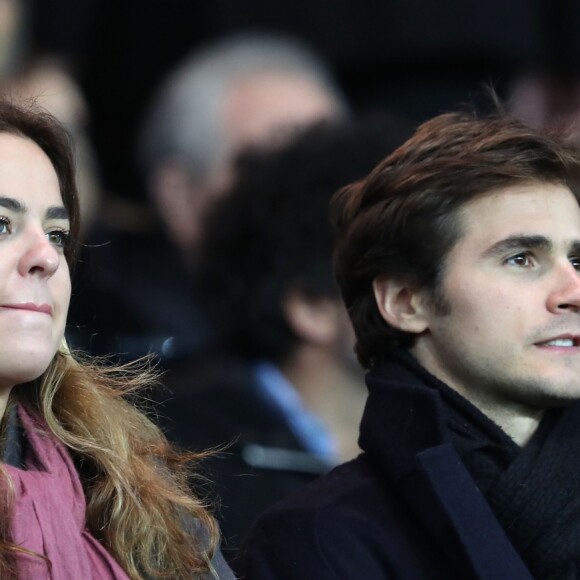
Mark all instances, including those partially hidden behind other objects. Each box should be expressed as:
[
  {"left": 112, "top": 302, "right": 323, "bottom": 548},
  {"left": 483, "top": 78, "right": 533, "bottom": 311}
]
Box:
[{"left": 1, "top": 303, "right": 53, "bottom": 315}]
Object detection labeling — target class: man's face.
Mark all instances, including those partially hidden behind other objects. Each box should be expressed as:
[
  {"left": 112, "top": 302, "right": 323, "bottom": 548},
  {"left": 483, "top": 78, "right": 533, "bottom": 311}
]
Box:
[{"left": 411, "top": 182, "right": 580, "bottom": 413}]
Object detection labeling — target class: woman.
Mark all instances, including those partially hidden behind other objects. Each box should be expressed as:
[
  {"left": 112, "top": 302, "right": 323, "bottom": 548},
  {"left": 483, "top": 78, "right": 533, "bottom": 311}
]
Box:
[{"left": 0, "top": 99, "right": 234, "bottom": 579}]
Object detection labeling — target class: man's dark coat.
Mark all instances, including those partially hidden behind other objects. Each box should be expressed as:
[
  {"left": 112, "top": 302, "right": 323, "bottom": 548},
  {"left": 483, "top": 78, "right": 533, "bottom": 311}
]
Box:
[{"left": 235, "top": 355, "right": 534, "bottom": 579}]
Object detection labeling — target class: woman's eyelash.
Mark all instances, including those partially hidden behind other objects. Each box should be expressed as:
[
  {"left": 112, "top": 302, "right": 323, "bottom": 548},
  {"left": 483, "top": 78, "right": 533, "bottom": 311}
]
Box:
[
  {"left": 0, "top": 217, "right": 11, "bottom": 234},
  {"left": 0, "top": 220, "right": 70, "bottom": 249},
  {"left": 46, "top": 229, "right": 70, "bottom": 249}
]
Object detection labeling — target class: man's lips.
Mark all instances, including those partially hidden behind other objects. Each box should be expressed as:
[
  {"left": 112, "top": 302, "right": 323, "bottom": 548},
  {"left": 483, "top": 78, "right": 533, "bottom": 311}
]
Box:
[
  {"left": 534, "top": 334, "right": 580, "bottom": 348},
  {"left": 1, "top": 303, "right": 53, "bottom": 316}
]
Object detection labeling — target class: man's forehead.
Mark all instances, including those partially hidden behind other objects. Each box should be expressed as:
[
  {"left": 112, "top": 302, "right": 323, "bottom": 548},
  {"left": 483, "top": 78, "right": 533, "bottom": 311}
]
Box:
[{"left": 454, "top": 182, "right": 580, "bottom": 251}]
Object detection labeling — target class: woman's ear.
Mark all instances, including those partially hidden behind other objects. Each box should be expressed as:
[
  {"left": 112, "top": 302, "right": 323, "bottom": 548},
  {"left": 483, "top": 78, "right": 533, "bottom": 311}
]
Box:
[{"left": 372, "top": 275, "right": 429, "bottom": 334}]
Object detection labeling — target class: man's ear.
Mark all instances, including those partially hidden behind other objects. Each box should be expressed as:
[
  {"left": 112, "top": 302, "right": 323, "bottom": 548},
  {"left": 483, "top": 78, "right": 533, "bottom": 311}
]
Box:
[{"left": 372, "top": 275, "right": 429, "bottom": 334}]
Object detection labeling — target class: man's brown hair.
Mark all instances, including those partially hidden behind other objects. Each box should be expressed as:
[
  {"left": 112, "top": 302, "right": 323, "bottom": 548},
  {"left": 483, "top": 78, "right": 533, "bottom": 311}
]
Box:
[{"left": 332, "top": 110, "right": 580, "bottom": 368}]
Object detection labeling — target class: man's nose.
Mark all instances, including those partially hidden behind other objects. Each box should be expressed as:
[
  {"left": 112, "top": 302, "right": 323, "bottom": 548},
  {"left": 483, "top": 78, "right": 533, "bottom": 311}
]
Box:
[
  {"left": 547, "top": 262, "right": 580, "bottom": 313},
  {"left": 17, "top": 232, "right": 60, "bottom": 278}
]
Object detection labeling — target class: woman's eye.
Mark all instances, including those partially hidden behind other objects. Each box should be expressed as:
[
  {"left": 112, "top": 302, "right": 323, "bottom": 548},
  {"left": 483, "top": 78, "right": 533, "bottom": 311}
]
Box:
[
  {"left": 46, "top": 229, "right": 69, "bottom": 249},
  {"left": 0, "top": 218, "right": 11, "bottom": 236},
  {"left": 506, "top": 252, "right": 535, "bottom": 267},
  {"left": 570, "top": 256, "right": 580, "bottom": 271}
]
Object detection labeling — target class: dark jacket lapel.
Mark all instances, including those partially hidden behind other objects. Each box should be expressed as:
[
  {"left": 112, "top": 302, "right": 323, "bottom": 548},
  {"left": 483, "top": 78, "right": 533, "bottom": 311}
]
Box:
[{"left": 359, "top": 356, "right": 533, "bottom": 579}]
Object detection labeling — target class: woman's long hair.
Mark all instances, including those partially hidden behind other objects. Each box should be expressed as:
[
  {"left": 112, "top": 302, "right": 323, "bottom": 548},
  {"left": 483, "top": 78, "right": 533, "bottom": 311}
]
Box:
[
  {"left": 12, "top": 348, "right": 218, "bottom": 579},
  {"left": 0, "top": 100, "right": 219, "bottom": 578}
]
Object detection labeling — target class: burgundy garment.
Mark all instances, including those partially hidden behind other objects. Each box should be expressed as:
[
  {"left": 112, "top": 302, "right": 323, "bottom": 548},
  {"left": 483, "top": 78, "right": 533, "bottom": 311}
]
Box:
[{"left": 4, "top": 405, "right": 130, "bottom": 579}]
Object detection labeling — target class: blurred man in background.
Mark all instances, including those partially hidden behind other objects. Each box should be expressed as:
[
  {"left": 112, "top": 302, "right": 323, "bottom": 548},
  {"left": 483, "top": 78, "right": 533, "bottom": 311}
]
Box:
[
  {"left": 137, "top": 33, "right": 346, "bottom": 254},
  {"left": 156, "top": 115, "right": 410, "bottom": 560},
  {"left": 69, "top": 33, "right": 345, "bottom": 360}
]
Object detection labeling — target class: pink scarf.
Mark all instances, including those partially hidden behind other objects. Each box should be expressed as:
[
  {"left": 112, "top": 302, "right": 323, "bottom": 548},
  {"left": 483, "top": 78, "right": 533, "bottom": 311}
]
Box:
[{"left": 4, "top": 405, "right": 130, "bottom": 579}]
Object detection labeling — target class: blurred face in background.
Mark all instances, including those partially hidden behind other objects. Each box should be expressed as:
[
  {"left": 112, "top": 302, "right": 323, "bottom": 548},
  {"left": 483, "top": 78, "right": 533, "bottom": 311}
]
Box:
[
  {"left": 224, "top": 71, "right": 343, "bottom": 154},
  {"left": 158, "top": 70, "right": 344, "bottom": 254}
]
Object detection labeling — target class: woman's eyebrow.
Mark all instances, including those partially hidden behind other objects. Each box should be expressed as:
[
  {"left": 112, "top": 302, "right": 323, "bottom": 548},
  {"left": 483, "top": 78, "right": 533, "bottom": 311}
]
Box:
[
  {"left": 0, "top": 196, "right": 24, "bottom": 213},
  {"left": 46, "top": 206, "right": 68, "bottom": 220},
  {"left": 570, "top": 241, "right": 580, "bottom": 256},
  {"left": 0, "top": 197, "right": 68, "bottom": 221}
]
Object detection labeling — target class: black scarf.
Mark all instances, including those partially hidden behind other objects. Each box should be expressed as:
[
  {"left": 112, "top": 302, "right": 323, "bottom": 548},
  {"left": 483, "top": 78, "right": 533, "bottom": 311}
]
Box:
[{"left": 391, "top": 351, "right": 580, "bottom": 580}]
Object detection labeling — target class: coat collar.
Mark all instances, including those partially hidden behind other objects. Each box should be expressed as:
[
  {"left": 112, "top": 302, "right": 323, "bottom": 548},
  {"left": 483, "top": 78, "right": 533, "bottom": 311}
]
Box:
[
  {"left": 359, "top": 351, "right": 533, "bottom": 580},
  {"left": 2, "top": 403, "right": 24, "bottom": 468}
]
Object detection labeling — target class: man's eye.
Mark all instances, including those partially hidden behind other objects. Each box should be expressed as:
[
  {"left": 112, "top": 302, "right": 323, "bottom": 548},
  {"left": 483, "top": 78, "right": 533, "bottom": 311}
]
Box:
[
  {"left": 0, "top": 218, "right": 11, "bottom": 236},
  {"left": 570, "top": 256, "right": 580, "bottom": 271},
  {"left": 506, "top": 252, "right": 535, "bottom": 267},
  {"left": 46, "top": 229, "right": 69, "bottom": 249}
]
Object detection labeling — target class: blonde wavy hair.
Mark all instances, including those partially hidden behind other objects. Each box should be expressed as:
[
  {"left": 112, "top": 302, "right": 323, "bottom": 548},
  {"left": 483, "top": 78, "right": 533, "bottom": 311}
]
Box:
[
  {"left": 0, "top": 100, "right": 219, "bottom": 577},
  {"left": 1, "top": 343, "right": 219, "bottom": 579}
]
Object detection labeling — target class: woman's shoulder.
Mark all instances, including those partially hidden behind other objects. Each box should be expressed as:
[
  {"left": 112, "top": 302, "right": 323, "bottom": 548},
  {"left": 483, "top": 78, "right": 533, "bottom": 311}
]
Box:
[{"left": 182, "top": 516, "right": 236, "bottom": 580}]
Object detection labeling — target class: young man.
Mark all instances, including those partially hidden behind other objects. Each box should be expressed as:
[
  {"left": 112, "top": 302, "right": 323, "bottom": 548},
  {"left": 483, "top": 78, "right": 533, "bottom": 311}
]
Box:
[{"left": 235, "top": 111, "right": 580, "bottom": 579}]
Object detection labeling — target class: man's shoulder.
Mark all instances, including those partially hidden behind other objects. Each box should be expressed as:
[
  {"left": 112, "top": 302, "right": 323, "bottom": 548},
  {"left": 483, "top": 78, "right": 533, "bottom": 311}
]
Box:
[
  {"left": 247, "top": 453, "right": 413, "bottom": 543},
  {"left": 265, "top": 453, "right": 385, "bottom": 518},
  {"left": 235, "top": 455, "right": 445, "bottom": 579}
]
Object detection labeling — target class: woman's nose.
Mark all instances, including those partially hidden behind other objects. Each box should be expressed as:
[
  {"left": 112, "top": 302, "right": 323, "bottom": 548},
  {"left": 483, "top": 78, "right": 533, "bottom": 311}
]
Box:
[{"left": 17, "top": 233, "right": 60, "bottom": 278}]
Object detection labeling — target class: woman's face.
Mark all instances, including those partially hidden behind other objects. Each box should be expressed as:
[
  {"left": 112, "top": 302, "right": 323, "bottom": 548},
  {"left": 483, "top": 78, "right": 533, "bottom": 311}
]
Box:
[{"left": 0, "top": 133, "right": 71, "bottom": 391}]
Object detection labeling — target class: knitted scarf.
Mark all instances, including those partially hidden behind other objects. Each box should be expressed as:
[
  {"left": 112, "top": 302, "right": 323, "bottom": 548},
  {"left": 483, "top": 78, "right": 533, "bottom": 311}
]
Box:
[
  {"left": 392, "top": 352, "right": 580, "bottom": 580},
  {"left": 3, "top": 404, "right": 130, "bottom": 579}
]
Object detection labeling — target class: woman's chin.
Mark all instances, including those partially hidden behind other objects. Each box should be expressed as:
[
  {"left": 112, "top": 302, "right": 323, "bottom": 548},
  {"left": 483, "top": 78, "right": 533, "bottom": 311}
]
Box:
[{"left": 0, "top": 356, "right": 55, "bottom": 391}]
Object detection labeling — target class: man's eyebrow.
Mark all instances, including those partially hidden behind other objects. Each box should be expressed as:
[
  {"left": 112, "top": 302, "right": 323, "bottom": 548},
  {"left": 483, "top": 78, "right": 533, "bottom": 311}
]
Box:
[{"left": 482, "top": 235, "right": 552, "bottom": 258}]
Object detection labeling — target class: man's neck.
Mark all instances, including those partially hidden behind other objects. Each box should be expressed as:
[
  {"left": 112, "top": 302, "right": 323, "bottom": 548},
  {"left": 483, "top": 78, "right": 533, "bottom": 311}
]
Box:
[
  {"left": 408, "top": 344, "right": 546, "bottom": 446},
  {"left": 462, "top": 396, "right": 545, "bottom": 447}
]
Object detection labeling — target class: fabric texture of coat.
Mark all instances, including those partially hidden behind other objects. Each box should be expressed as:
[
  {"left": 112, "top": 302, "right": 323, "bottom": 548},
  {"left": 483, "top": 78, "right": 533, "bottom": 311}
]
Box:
[{"left": 236, "top": 353, "right": 534, "bottom": 579}]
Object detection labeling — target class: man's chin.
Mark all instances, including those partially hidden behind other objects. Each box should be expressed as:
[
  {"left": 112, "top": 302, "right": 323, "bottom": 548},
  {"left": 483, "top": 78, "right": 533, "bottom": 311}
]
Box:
[{"left": 513, "top": 376, "right": 580, "bottom": 409}]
